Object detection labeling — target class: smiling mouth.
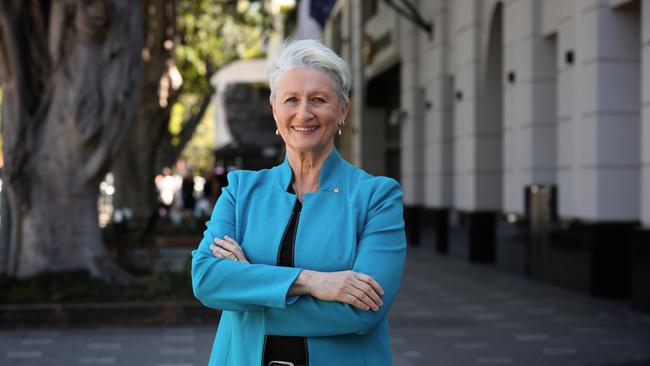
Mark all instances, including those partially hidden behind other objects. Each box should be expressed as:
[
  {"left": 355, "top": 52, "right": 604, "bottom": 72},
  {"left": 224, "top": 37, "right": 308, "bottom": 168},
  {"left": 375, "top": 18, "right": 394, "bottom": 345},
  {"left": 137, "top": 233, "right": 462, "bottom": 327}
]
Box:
[{"left": 292, "top": 125, "right": 319, "bottom": 133}]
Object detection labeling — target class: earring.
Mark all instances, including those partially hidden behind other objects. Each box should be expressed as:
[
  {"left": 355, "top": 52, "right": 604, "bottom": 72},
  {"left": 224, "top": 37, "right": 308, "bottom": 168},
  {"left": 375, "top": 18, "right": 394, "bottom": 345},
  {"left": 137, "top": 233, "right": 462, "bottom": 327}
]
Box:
[
  {"left": 337, "top": 120, "right": 345, "bottom": 136},
  {"left": 275, "top": 129, "right": 279, "bottom": 136}
]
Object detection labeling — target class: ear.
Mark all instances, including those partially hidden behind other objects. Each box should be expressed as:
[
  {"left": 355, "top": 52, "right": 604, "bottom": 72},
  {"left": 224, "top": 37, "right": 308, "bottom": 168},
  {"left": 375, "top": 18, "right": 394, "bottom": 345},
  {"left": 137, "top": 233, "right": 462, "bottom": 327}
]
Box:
[
  {"left": 340, "top": 100, "right": 350, "bottom": 122},
  {"left": 270, "top": 96, "right": 278, "bottom": 121}
]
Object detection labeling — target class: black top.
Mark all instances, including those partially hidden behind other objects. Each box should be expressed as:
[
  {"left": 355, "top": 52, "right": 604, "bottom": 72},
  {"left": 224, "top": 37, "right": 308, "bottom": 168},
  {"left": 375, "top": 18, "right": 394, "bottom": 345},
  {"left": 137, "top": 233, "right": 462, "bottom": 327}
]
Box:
[
  {"left": 278, "top": 199, "right": 301, "bottom": 268},
  {"left": 262, "top": 190, "right": 308, "bottom": 366}
]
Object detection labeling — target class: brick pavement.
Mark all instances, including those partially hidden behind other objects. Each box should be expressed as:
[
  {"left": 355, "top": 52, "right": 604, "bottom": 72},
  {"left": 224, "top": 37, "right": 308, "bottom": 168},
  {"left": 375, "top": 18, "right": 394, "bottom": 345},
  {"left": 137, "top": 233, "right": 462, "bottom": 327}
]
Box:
[
  {"left": 2, "top": 246, "right": 650, "bottom": 366},
  {"left": 0, "top": 325, "right": 215, "bottom": 366},
  {"left": 389, "top": 246, "right": 650, "bottom": 366}
]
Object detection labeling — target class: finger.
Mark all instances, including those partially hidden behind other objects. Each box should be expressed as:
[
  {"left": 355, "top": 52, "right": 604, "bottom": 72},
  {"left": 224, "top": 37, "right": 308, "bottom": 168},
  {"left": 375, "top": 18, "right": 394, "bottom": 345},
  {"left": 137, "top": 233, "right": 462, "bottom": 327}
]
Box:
[
  {"left": 213, "top": 245, "right": 236, "bottom": 260},
  {"left": 209, "top": 245, "right": 223, "bottom": 258},
  {"left": 214, "top": 237, "right": 241, "bottom": 253},
  {"left": 223, "top": 235, "right": 240, "bottom": 246},
  {"left": 220, "top": 235, "right": 241, "bottom": 249},
  {"left": 214, "top": 238, "right": 245, "bottom": 262},
  {"left": 350, "top": 282, "right": 382, "bottom": 309},
  {"left": 356, "top": 273, "right": 384, "bottom": 296},
  {"left": 341, "top": 293, "right": 372, "bottom": 311},
  {"left": 347, "top": 285, "right": 380, "bottom": 311},
  {"left": 351, "top": 281, "right": 383, "bottom": 308}
]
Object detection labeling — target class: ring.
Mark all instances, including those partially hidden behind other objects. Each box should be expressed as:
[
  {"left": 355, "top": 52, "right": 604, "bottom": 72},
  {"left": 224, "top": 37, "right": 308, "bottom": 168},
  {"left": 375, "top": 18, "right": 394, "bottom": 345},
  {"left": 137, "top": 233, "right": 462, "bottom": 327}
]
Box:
[{"left": 233, "top": 257, "right": 238, "bottom": 262}]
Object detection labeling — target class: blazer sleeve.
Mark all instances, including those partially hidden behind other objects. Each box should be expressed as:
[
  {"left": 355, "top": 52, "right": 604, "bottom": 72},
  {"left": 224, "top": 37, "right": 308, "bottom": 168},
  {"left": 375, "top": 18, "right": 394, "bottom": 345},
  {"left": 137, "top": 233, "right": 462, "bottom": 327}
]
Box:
[
  {"left": 191, "top": 171, "right": 303, "bottom": 312},
  {"left": 263, "top": 178, "right": 406, "bottom": 336}
]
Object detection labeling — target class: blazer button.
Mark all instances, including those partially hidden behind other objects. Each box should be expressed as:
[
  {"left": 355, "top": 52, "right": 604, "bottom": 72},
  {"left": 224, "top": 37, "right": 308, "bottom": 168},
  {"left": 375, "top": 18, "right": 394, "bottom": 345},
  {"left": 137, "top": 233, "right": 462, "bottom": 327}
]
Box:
[{"left": 333, "top": 187, "right": 340, "bottom": 193}]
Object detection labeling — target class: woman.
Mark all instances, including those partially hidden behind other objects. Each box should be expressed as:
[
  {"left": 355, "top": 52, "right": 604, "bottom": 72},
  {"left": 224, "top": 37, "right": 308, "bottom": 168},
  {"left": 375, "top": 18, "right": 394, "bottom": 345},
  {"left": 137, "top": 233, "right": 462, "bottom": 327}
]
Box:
[{"left": 192, "top": 39, "right": 406, "bottom": 366}]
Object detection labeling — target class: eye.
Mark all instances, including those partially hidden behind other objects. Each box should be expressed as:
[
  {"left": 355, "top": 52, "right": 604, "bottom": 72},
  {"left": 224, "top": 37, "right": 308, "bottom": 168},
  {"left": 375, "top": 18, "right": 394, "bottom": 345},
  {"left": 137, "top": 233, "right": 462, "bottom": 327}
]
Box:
[
  {"left": 284, "top": 96, "right": 298, "bottom": 103},
  {"left": 311, "top": 97, "right": 326, "bottom": 103}
]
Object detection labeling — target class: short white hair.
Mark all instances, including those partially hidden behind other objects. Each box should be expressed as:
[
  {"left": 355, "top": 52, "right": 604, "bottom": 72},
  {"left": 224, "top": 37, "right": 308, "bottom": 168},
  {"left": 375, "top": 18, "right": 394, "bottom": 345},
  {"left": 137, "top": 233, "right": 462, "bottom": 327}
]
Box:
[{"left": 268, "top": 39, "right": 351, "bottom": 103}]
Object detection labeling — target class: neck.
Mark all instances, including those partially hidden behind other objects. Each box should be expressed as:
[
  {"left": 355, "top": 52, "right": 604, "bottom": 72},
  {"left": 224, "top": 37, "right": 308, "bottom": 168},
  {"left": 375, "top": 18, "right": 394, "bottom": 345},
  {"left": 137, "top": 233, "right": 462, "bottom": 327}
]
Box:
[{"left": 286, "top": 144, "right": 334, "bottom": 196}]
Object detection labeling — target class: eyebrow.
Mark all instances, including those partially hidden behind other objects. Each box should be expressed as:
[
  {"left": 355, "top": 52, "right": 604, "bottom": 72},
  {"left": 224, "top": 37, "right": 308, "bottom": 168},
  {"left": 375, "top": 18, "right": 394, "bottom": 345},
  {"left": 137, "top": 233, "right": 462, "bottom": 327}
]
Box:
[{"left": 279, "top": 91, "right": 330, "bottom": 98}]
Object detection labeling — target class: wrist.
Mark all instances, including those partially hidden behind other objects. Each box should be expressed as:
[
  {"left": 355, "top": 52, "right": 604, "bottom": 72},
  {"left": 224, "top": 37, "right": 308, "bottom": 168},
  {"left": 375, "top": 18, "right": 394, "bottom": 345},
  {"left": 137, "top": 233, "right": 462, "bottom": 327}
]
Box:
[
  {"left": 287, "top": 269, "right": 312, "bottom": 296},
  {"left": 294, "top": 269, "right": 315, "bottom": 296}
]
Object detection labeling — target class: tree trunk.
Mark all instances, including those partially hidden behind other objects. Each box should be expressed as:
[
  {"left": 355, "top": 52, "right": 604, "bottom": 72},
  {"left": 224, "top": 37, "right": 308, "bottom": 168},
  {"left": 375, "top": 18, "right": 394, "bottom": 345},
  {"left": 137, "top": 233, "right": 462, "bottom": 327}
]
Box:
[
  {"left": 112, "top": 79, "right": 175, "bottom": 220},
  {"left": 112, "top": 0, "right": 177, "bottom": 220},
  {"left": 112, "top": 0, "right": 214, "bottom": 223},
  {"left": 0, "top": 183, "right": 11, "bottom": 274},
  {"left": 0, "top": 0, "right": 144, "bottom": 283}
]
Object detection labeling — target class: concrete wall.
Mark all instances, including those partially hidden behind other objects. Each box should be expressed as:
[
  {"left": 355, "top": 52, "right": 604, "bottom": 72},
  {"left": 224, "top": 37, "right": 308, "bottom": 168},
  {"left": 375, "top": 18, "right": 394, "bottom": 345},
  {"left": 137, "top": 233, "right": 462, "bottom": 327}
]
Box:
[
  {"left": 574, "top": 0, "right": 640, "bottom": 221},
  {"left": 399, "top": 1, "right": 425, "bottom": 206},
  {"left": 423, "top": 0, "right": 455, "bottom": 208},
  {"left": 329, "top": 0, "right": 647, "bottom": 227},
  {"left": 643, "top": 0, "right": 650, "bottom": 227},
  {"left": 503, "top": 0, "right": 558, "bottom": 215}
]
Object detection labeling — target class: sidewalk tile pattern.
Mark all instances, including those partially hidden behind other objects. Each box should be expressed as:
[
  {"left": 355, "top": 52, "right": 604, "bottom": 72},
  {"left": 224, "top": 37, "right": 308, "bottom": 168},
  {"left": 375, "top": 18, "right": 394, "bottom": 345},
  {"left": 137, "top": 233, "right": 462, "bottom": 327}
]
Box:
[
  {"left": 1, "top": 247, "right": 650, "bottom": 365},
  {"left": 389, "top": 247, "right": 650, "bottom": 366}
]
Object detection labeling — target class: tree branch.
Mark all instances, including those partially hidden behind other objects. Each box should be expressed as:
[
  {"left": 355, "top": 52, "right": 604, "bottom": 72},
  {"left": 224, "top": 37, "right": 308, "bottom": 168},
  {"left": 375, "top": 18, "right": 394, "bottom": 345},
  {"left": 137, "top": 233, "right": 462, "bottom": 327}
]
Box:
[
  {"left": 156, "top": 62, "right": 214, "bottom": 170},
  {"left": 172, "top": 87, "right": 212, "bottom": 153},
  {"left": 157, "top": 85, "right": 213, "bottom": 170}
]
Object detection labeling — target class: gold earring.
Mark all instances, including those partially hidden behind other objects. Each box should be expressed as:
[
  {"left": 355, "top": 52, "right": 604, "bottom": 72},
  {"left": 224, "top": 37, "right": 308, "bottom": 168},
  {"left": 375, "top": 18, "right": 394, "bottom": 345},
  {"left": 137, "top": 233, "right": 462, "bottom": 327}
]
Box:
[
  {"left": 338, "top": 126, "right": 343, "bottom": 136},
  {"left": 275, "top": 129, "right": 279, "bottom": 136}
]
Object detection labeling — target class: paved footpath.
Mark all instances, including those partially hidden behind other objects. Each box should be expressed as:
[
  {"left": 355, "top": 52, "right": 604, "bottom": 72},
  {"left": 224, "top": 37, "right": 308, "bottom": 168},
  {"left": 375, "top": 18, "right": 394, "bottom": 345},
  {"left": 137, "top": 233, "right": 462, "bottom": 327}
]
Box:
[
  {"left": 2, "top": 246, "right": 650, "bottom": 366},
  {"left": 390, "top": 247, "right": 650, "bottom": 366}
]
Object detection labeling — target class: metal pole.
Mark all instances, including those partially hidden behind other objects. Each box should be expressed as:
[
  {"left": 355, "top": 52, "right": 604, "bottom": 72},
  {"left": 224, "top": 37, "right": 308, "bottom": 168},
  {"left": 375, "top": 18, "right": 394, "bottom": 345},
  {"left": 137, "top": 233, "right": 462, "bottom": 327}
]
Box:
[{"left": 351, "top": 0, "right": 364, "bottom": 167}]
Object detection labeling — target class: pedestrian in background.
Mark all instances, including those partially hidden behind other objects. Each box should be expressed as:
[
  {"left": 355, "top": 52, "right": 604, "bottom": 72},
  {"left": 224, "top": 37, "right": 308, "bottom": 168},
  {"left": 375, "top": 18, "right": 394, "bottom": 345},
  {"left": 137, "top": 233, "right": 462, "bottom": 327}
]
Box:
[
  {"left": 155, "top": 167, "right": 180, "bottom": 219},
  {"left": 181, "top": 169, "right": 196, "bottom": 217},
  {"left": 192, "top": 39, "right": 406, "bottom": 366}
]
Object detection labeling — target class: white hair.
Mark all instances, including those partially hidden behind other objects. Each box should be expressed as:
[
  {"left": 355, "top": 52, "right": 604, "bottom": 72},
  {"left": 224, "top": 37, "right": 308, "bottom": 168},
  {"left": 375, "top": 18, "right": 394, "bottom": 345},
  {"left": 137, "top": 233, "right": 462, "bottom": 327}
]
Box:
[{"left": 268, "top": 39, "right": 351, "bottom": 103}]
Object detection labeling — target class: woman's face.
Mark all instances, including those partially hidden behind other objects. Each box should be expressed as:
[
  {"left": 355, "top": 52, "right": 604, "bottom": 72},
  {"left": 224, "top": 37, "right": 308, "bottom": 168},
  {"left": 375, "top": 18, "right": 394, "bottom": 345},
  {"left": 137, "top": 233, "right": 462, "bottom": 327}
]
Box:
[{"left": 270, "top": 67, "right": 348, "bottom": 156}]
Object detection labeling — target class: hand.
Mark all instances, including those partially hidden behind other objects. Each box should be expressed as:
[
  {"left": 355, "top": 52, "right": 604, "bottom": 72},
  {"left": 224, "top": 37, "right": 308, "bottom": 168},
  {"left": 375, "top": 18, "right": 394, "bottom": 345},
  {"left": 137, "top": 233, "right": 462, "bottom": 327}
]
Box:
[
  {"left": 293, "top": 270, "right": 384, "bottom": 311},
  {"left": 210, "top": 235, "right": 249, "bottom": 264}
]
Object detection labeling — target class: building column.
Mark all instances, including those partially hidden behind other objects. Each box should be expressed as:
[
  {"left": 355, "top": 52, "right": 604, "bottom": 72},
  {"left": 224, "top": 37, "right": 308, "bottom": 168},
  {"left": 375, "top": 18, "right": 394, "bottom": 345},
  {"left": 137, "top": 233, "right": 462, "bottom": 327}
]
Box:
[
  {"left": 498, "top": 0, "right": 558, "bottom": 275},
  {"left": 399, "top": 1, "right": 425, "bottom": 246},
  {"left": 641, "top": 0, "right": 650, "bottom": 228},
  {"left": 503, "top": 0, "right": 557, "bottom": 215},
  {"left": 633, "top": 0, "right": 650, "bottom": 312},
  {"left": 446, "top": 0, "right": 500, "bottom": 263},
  {"left": 549, "top": 0, "right": 641, "bottom": 297},
  {"left": 556, "top": 3, "right": 579, "bottom": 220},
  {"left": 423, "top": 0, "right": 453, "bottom": 254},
  {"left": 350, "top": 0, "right": 364, "bottom": 167},
  {"left": 575, "top": 1, "right": 640, "bottom": 223}
]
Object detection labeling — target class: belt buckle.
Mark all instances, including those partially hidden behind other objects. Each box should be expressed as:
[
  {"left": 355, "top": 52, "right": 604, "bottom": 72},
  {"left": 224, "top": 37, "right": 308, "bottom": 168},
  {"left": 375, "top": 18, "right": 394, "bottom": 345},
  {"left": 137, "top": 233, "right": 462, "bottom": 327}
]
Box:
[{"left": 268, "top": 362, "right": 295, "bottom": 366}]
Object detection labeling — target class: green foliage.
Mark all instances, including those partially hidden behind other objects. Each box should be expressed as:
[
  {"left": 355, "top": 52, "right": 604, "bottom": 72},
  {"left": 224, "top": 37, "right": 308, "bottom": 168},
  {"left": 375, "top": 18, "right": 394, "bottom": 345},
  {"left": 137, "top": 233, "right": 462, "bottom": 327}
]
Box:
[
  {"left": 180, "top": 101, "right": 216, "bottom": 172},
  {"left": 171, "top": 0, "right": 272, "bottom": 170},
  {"left": 175, "top": 0, "right": 272, "bottom": 97},
  {"left": 168, "top": 100, "right": 186, "bottom": 138},
  {"left": 0, "top": 269, "right": 196, "bottom": 304}
]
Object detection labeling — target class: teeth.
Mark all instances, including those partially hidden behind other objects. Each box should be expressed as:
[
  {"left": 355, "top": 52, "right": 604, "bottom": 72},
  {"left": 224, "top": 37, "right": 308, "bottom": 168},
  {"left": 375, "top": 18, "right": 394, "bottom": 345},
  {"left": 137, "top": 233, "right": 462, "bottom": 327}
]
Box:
[{"left": 293, "top": 126, "right": 317, "bottom": 132}]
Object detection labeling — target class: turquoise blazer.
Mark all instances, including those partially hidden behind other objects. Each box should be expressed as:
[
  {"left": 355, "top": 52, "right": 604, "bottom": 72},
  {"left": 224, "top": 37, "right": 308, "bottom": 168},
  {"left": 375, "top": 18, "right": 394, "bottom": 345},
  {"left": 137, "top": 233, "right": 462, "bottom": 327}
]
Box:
[{"left": 192, "top": 148, "right": 406, "bottom": 366}]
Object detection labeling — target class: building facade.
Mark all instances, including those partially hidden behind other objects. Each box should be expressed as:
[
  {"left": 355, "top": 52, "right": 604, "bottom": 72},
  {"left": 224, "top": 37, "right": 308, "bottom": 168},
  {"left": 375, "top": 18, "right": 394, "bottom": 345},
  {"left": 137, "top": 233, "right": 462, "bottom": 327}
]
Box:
[{"left": 324, "top": 0, "right": 650, "bottom": 312}]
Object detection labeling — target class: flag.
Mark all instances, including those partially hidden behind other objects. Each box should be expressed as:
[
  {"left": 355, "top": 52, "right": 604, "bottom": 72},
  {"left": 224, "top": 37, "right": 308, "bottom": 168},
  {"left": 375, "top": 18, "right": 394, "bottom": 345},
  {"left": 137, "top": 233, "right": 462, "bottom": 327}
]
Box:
[
  {"left": 294, "top": 0, "right": 337, "bottom": 39},
  {"left": 309, "top": 0, "right": 337, "bottom": 28}
]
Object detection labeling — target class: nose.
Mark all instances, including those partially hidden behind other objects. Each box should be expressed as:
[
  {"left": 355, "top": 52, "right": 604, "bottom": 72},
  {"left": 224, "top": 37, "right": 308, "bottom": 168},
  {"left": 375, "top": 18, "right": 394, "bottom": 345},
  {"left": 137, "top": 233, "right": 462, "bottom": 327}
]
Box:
[{"left": 296, "top": 100, "right": 314, "bottom": 121}]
